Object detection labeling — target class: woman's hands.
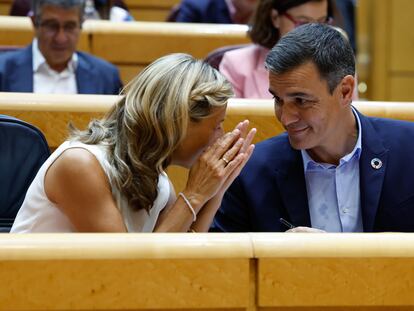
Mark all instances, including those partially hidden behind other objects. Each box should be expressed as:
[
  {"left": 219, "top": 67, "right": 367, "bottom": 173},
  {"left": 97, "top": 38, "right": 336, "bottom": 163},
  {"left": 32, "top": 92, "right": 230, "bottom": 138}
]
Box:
[
  {"left": 184, "top": 120, "right": 256, "bottom": 208},
  {"left": 155, "top": 120, "right": 255, "bottom": 232}
]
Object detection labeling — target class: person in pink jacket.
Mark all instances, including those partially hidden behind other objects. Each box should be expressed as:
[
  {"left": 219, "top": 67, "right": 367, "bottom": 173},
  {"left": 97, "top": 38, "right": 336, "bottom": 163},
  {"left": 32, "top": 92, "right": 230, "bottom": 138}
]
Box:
[{"left": 220, "top": 0, "right": 358, "bottom": 99}]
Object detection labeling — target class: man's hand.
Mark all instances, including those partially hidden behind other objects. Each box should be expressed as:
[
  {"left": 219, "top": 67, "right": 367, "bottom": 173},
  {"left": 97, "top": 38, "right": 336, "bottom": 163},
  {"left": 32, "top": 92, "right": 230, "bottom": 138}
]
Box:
[{"left": 286, "top": 226, "right": 326, "bottom": 233}]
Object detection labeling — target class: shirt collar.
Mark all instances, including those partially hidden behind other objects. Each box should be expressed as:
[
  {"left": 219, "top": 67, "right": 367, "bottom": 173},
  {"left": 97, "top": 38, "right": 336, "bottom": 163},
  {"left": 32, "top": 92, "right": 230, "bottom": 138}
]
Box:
[
  {"left": 32, "top": 38, "right": 78, "bottom": 73},
  {"left": 301, "top": 107, "right": 362, "bottom": 171}
]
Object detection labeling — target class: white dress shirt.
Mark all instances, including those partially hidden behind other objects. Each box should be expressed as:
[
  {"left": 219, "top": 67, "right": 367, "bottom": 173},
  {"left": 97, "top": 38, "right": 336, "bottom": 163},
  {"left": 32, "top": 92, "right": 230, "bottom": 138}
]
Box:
[
  {"left": 32, "top": 39, "right": 78, "bottom": 94},
  {"left": 301, "top": 109, "right": 364, "bottom": 232}
]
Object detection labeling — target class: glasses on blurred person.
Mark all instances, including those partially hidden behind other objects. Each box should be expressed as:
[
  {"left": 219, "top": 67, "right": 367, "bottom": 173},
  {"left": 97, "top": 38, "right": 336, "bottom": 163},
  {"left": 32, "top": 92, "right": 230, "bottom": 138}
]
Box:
[
  {"left": 282, "top": 12, "right": 333, "bottom": 28},
  {"left": 38, "top": 20, "right": 80, "bottom": 36}
]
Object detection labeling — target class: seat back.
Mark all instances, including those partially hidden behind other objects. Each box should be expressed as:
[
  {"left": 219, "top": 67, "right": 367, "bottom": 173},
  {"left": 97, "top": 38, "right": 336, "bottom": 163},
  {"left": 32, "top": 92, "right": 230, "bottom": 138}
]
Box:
[
  {"left": 0, "top": 115, "right": 50, "bottom": 232},
  {"left": 204, "top": 44, "right": 248, "bottom": 70}
]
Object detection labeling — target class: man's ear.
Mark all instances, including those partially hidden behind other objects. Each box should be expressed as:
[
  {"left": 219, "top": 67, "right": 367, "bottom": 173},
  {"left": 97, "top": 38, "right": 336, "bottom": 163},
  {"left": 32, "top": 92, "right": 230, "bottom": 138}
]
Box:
[
  {"left": 339, "top": 75, "right": 355, "bottom": 106},
  {"left": 270, "top": 9, "right": 280, "bottom": 29}
]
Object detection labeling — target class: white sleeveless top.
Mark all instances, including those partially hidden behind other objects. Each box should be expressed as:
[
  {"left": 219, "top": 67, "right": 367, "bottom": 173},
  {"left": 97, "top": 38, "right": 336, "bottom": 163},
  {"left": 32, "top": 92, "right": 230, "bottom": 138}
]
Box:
[{"left": 11, "top": 141, "right": 170, "bottom": 233}]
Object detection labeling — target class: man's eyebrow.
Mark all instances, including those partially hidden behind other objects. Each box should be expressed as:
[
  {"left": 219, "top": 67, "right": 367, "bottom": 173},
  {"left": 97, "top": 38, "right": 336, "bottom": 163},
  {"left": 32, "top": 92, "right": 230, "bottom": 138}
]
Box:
[{"left": 286, "top": 91, "right": 315, "bottom": 98}]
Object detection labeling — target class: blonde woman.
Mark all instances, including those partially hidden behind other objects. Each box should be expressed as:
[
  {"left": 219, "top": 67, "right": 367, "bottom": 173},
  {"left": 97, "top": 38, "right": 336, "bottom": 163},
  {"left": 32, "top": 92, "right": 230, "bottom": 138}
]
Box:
[{"left": 11, "top": 53, "right": 256, "bottom": 233}]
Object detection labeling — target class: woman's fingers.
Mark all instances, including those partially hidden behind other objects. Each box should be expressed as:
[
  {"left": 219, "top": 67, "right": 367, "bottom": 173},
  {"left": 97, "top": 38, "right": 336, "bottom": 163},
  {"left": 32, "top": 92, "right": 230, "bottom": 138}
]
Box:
[
  {"left": 204, "top": 127, "right": 240, "bottom": 161},
  {"left": 236, "top": 120, "right": 249, "bottom": 136},
  {"left": 185, "top": 120, "right": 256, "bottom": 202},
  {"left": 240, "top": 127, "right": 256, "bottom": 153},
  {"left": 220, "top": 138, "right": 243, "bottom": 166},
  {"left": 218, "top": 144, "right": 255, "bottom": 194}
]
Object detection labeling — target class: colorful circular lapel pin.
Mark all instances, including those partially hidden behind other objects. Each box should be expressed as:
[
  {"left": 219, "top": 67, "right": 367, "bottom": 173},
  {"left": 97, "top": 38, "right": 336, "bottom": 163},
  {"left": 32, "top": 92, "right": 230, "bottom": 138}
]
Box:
[{"left": 371, "top": 158, "right": 382, "bottom": 169}]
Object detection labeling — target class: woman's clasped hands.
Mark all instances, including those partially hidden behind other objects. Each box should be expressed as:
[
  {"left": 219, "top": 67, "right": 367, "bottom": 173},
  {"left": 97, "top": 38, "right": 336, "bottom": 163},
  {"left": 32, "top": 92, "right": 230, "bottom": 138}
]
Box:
[{"left": 185, "top": 120, "right": 256, "bottom": 208}]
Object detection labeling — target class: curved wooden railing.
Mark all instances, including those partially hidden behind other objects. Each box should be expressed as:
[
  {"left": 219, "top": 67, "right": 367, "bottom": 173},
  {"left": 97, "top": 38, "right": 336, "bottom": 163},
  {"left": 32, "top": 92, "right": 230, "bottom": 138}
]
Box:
[
  {"left": 1, "top": 233, "right": 414, "bottom": 310},
  {"left": 1, "top": 93, "right": 414, "bottom": 191},
  {"left": 0, "top": 16, "right": 249, "bottom": 83}
]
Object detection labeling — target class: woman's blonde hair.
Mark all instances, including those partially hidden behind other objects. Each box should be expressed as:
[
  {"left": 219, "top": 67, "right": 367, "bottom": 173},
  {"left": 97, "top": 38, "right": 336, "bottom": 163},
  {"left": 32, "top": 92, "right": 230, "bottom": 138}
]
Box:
[{"left": 71, "top": 53, "right": 233, "bottom": 211}]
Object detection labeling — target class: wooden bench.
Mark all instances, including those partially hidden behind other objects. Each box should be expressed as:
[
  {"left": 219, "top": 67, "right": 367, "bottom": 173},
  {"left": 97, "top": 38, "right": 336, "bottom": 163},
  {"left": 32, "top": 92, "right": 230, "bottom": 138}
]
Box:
[
  {"left": 0, "top": 0, "right": 12, "bottom": 15},
  {"left": 0, "top": 233, "right": 253, "bottom": 310},
  {"left": 1, "top": 233, "right": 414, "bottom": 310},
  {"left": 252, "top": 233, "right": 414, "bottom": 310},
  {"left": 0, "top": 16, "right": 249, "bottom": 84},
  {"left": 1, "top": 93, "right": 414, "bottom": 191},
  {"left": 0, "top": 16, "right": 90, "bottom": 51},
  {"left": 84, "top": 20, "right": 249, "bottom": 83},
  {"left": 0, "top": 0, "right": 180, "bottom": 21},
  {"left": 125, "top": 0, "right": 180, "bottom": 21}
]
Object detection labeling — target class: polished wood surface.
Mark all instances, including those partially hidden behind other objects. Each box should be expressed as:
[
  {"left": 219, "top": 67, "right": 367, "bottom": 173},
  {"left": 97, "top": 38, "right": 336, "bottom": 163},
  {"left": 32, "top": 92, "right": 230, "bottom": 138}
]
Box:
[
  {"left": 1, "top": 94, "right": 414, "bottom": 148},
  {"left": 1, "top": 233, "right": 414, "bottom": 310},
  {"left": 85, "top": 20, "right": 249, "bottom": 83},
  {"left": 0, "top": 0, "right": 180, "bottom": 21},
  {"left": 358, "top": 0, "right": 414, "bottom": 101},
  {"left": 0, "top": 16, "right": 90, "bottom": 51},
  {"left": 1, "top": 94, "right": 414, "bottom": 192},
  {"left": 125, "top": 0, "right": 181, "bottom": 21},
  {"left": 0, "top": 16, "right": 249, "bottom": 84}
]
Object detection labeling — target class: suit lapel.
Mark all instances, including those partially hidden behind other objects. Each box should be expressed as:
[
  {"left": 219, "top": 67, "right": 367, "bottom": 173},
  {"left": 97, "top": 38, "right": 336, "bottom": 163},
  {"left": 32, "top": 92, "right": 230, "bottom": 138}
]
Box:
[
  {"left": 9, "top": 46, "right": 33, "bottom": 92},
  {"left": 358, "top": 112, "right": 388, "bottom": 232},
  {"left": 275, "top": 148, "right": 311, "bottom": 227},
  {"left": 76, "top": 53, "right": 95, "bottom": 94}
]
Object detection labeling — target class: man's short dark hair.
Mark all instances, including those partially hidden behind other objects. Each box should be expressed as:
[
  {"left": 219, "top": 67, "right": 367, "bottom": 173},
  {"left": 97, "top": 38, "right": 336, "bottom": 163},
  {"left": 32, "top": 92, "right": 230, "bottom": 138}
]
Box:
[
  {"left": 32, "top": 0, "right": 85, "bottom": 22},
  {"left": 265, "top": 23, "right": 355, "bottom": 93}
]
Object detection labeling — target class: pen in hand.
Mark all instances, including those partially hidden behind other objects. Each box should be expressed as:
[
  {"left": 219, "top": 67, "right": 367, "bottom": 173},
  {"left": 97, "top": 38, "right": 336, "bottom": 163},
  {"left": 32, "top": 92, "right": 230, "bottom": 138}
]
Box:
[{"left": 279, "top": 217, "right": 295, "bottom": 229}]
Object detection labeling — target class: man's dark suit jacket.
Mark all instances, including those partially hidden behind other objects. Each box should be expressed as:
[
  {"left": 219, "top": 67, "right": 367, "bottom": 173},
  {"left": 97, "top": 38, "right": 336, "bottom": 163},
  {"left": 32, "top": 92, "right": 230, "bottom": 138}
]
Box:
[
  {"left": 213, "top": 111, "right": 414, "bottom": 232},
  {"left": 0, "top": 45, "right": 122, "bottom": 94},
  {"left": 175, "top": 0, "right": 232, "bottom": 23}
]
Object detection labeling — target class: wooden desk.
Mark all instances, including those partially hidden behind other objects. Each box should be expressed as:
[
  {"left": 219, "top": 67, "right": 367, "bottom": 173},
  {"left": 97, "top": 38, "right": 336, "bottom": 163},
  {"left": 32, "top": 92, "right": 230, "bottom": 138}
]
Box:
[
  {"left": 84, "top": 20, "right": 249, "bottom": 83},
  {"left": 2, "top": 233, "right": 414, "bottom": 310},
  {"left": 0, "top": 233, "right": 253, "bottom": 310},
  {"left": 0, "top": 17, "right": 249, "bottom": 84},
  {"left": 252, "top": 233, "right": 414, "bottom": 310},
  {"left": 1, "top": 94, "right": 414, "bottom": 191},
  {"left": 0, "top": 16, "right": 90, "bottom": 51},
  {"left": 125, "top": 0, "right": 180, "bottom": 21}
]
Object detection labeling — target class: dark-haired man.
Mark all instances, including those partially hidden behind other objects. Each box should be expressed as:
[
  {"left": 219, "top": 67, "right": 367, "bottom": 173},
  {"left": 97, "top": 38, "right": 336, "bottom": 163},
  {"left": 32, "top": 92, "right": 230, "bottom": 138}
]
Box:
[
  {"left": 0, "top": 0, "right": 122, "bottom": 94},
  {"left": 213, "top": 23, "right": 414, "bottom": 232}
]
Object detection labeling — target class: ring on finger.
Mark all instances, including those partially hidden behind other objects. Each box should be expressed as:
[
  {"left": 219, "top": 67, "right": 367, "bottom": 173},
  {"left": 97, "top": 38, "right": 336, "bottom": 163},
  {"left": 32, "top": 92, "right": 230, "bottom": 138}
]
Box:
[{"left": 221, "top": 156, "right": 230, "bottom": 165}]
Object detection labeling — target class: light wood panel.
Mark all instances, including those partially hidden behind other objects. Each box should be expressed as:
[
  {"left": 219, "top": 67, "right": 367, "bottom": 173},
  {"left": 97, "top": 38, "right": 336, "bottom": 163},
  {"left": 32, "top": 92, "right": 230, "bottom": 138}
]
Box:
[
  {"left": 86, "top": 21, "right": 249, "bottom": 62},
  {"left": 0, "top": 0, "right": 180, "bottom": 21},
  {"left": 0, "top": 4, "right": 9, "bottom": 15},
  {"left": 125, "top": 0, "right": 180, "bottom": 21},
  {"left": 0, "top": 17, "right": 248, "bottom": 85},
  {"left": 85, "top": 20, "right": 249, "bottom": 83},
  {"left": 390, "top": 76, "right": 414, "bottom": 102},
  {"left": 0, "top": 0, "right": 11, "bottom": 14},
  {"left": 1, "top": 94, "right": 414, "bottom": 192},
  {"left": 2, "top": 233, "right": 414, "bottom": 310},
  {"left": 0, "top": 233, "right": 252, "bottom": 311},
  {"left": 390, "top": 0, "right": 414, "bottom": 72},
  {"left": 359, "top": 0, "right": 414, "bottom": 101},
  {"left": 0, "top": 16, "right": 36, "bottom": 46},
  {"left": 253, "top": 233, "right": 414, "bottom": 310}
]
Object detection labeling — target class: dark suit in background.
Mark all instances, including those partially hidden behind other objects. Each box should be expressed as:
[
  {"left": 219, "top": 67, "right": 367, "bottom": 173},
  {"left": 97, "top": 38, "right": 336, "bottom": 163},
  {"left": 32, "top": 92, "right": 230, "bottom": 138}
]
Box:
[
  {"left": 0, "top": 45, "right": 122, "bottom": 95},
  {"left": 175, "top": 0, "right": 232, "bottom": 23}
]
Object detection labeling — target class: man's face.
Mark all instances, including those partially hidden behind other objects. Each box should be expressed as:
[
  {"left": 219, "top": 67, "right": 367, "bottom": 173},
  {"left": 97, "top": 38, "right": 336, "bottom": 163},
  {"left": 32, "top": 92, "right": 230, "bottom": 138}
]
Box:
[
  {"left": 269, "top": 61, "right": 345, "bottom": 155},
  {"left": 33, "top": 5, "right": 81, "bottom": 72}
]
